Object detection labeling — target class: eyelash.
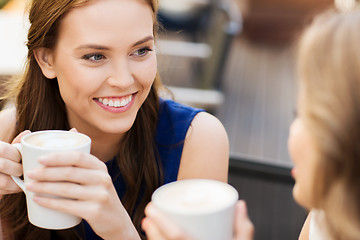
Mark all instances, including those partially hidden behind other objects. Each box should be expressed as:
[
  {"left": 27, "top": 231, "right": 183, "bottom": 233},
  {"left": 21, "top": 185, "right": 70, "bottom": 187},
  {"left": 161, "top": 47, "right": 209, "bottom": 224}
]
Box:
[
  {"left": 82, "top": 53, "right": 105, "bottom": 62},
  {"left": 132, "top": 47, "right": 153, "bottom": 57},
  {"left": 81, "top": 47, "right": 153, "bottom": 62}
]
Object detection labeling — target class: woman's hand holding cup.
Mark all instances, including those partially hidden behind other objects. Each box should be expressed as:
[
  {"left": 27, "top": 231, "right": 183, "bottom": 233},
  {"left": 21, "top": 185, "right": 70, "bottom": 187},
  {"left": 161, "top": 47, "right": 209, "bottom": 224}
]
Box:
[
  {"left": 143, "top": 200, "right": 254, "bottom": 240},
  {"left": 24, "top": 147, "right": 133, "bottom": 238},
  {"left": 142, "top": 179, "right": 254, "bottom": 240},
  {"left": 11, "top": 130, "right": 136, "bottom": 239},
  {"left": 10, "top": 130, "right": 91, "bottom": 229},
  {"left": 0, "top": 130, "right": 30, "bottom": 196}
]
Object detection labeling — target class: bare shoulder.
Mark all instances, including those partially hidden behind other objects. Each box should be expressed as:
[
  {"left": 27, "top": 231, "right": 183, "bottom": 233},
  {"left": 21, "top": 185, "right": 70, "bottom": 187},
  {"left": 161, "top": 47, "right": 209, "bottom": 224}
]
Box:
[
  {"left": 189, "top": 111, "right": 228, "bottom": 136},
  {"left": 178, "top": 112, "right": 229, "bottom": 182},
  {"left": 0, "top": 107, "right": 16, "bottom": 142}
]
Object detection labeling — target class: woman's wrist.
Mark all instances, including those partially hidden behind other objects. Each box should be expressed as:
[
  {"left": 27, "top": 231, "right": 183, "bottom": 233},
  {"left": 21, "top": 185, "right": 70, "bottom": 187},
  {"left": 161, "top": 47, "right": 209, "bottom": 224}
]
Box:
[
  {"left": 101, "top": 210, "right": 141, "bottom": 240},
  {"left": 105, "top": 224, "right": 141, "bottom": 240}
]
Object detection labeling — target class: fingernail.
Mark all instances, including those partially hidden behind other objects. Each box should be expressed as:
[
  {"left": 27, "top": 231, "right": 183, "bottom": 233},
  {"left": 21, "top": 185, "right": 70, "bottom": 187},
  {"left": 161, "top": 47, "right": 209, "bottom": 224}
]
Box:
[
  {"left": 27, "top": 170, "right": 35, "bottom": 178},
  {"left": 38, "top": 156, "right": 47, "bottom": 163},
  {"left": 141, "top": 218, "right": 147, "bottom": 226},
  {"left": 33, "top": 195, "right": 40, "bottom": 202},
  {"left": 25, "top": 182, "right": 33, "bottom": 190},
  {"left": 146, "top": 204, "right": 156, "bottom": 216},
  {"left": 237, "top": 200, "right": 248, "bottom": 215}
]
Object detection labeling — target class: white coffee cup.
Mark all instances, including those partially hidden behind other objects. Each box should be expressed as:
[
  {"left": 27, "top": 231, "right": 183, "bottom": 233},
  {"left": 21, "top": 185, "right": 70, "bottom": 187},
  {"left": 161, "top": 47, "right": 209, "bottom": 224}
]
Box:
[
  {"left": 151, "top": 179, "right": 239, "bottom": 240},
  {"left": 11, "top": 130, "right": 91, "bottom": 230}
]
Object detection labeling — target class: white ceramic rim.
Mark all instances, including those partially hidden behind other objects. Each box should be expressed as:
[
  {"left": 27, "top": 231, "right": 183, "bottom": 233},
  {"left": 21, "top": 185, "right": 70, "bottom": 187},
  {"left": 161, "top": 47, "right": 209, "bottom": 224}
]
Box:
[
  {"left": 152, "top": 179, "right": 239, "bottom": 216},
  {"left": 20, "top": 130, "right": 91, "bottom": 150}
]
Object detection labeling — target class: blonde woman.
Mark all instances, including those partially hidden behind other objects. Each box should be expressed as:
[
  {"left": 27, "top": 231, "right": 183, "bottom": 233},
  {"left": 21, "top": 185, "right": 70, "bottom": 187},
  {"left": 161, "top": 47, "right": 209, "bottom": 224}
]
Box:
[
  {"left": 291, "top": 7, "right": 360, "bottom": 240},
  {"left": 143, "top": 7, "right": 360, "bottom": 240}
]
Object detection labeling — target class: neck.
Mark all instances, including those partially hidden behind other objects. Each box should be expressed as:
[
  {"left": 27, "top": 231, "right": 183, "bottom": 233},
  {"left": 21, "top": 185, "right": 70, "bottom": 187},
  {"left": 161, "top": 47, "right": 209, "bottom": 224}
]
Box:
[
  {"left": 68, "top": 122, "right": 124, "bottom": 162},
  {"left": 82, "top": 131, "right": 123, "bottom": 162},
  {"left": 91, "top": 136, "right": 122, "bottom": 162}
]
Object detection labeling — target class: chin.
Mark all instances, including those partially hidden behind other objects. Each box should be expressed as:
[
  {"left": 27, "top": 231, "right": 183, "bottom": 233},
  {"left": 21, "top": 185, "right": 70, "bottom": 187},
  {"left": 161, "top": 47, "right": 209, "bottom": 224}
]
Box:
[
  {"left": 100, "top": 123, "right": 134, "bottom": 135},
  {"left": 292, "top": 185, "right": 312, "bottom": 210}
]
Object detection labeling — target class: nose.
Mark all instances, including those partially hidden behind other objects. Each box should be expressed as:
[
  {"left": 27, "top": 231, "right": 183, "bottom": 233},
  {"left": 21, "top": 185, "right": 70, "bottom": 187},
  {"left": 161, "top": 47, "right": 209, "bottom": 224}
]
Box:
[{"left": 106, "top": 58, "right": 134, "bottom": 89}]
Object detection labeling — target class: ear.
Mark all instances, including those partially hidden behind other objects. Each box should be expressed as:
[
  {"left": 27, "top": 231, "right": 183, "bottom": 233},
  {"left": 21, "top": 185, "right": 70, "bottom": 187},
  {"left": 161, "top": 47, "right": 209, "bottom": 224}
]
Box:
[{"left": 33, "top": 48, "right": 57, "bottom": 79}]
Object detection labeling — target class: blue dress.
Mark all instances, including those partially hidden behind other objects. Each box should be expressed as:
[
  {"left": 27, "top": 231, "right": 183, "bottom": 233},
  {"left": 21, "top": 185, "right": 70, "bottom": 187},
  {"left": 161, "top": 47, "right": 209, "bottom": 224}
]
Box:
[{"left": 81, "top": 99, "right": 204, "bottom": 239}]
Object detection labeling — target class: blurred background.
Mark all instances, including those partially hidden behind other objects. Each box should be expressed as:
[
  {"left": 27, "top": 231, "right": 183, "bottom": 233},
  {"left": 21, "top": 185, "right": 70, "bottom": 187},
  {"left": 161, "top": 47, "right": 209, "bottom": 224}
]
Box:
[
  {"left": 156, "top": 1, "right": 333, "bottom": 238},
  {"left": 0, "top": 0, "right": 336, "bottom": 239}
]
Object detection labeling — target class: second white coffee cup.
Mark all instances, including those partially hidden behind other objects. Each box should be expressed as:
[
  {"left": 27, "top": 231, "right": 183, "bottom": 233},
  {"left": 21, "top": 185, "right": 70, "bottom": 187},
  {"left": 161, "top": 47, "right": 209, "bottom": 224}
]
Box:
[
  {"left": 11, "top": 130, "right": 91, "bottom": 230},
  {"left": 152, "top": 179, "right": 239, "bottom": 240}
]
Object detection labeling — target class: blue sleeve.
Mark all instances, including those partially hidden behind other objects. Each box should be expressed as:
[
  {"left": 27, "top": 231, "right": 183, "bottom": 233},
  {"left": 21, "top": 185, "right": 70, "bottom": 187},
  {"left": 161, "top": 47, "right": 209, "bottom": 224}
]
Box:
[{"left": 156, "top": 99, "right": 204, "bottom": 184}]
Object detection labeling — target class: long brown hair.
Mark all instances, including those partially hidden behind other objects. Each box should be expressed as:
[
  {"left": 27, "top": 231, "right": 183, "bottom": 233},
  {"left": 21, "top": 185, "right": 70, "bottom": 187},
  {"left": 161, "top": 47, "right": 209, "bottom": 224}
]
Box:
[
  {"left": 0, "top": 0, "right": 162, "bottom": 239},
  {"left": 297, "top": 7, "right": 360, "bottom": 239}
]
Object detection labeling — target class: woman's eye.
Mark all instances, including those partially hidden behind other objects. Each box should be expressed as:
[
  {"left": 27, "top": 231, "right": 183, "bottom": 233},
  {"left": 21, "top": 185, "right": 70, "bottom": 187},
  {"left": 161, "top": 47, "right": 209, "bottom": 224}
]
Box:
[
  {"left": 83, "top": 53, "right": 106, "bottom": 62},
  {"left": 132, "top": 47, "right": 153, "bottom": 57}
]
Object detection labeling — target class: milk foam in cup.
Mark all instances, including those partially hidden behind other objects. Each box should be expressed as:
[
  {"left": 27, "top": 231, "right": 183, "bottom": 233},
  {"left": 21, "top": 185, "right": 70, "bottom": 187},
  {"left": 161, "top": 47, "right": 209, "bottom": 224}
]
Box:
[
  {"left": 152, "top": 179, "right": 239, "bottom": 240},
  {"left": 25, "top": 131, "right": 89, "bottom": 148},
  {"left": 11, "top": 130, "right": 91, "bottom": 229}
]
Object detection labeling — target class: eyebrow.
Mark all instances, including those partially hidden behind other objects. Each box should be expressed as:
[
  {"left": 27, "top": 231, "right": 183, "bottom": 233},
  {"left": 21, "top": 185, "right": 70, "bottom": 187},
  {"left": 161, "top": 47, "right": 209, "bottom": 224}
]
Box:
[
  {"left": 75, "top": 45, "right": 109, "bottom": 51},
  {"left": 132, "top": 36, "right": 154, "bottom": 47},
  {"left": 75, "top": 36, "right": 154, "bottom": 51}
]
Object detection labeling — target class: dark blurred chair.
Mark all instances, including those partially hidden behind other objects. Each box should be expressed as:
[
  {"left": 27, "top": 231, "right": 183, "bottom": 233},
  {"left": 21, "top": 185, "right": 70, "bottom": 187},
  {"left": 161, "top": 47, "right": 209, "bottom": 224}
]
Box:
[{"left": 157, "top": 0, "right": 242, "bottom": 110}]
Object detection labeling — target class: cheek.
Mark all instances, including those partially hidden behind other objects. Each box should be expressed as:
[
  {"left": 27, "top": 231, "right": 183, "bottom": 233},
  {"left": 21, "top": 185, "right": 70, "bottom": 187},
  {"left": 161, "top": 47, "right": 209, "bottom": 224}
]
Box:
[
  {"left": 288, "top": 132, "right": 299, "bottom": 165},
  {"left": 135, "top": 56, "right": 157, "bottom": 87},
  {"left": 288, "top": 123, "right": 313, "bottom": 208},
  {"left": 54, "top": 58, "right": 81, "bottom": 89},
  {"left": 56, "top": 61, "right": 103, "bottom": 95},
  {"left": 293, "top": 171, "right": 316, "bottom": 210},
  {"left": 290, "top": 142, "right": 318, "bottom": 209},
  {"left": 57, "top": 70, "right": 90, "bottom": 98}
]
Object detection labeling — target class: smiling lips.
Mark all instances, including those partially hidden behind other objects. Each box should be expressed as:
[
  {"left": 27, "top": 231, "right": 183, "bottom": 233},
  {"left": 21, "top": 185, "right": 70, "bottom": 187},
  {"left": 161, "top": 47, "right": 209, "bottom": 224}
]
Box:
[{"left": 96, "top": 94, "right": 133, "bottom": 108}]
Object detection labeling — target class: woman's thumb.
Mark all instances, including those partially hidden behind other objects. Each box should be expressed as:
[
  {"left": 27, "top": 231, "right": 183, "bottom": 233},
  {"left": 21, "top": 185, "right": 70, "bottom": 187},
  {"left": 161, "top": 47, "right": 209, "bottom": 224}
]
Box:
[{"left": 11, "top": 130, "right": 31, "bottom": 144}]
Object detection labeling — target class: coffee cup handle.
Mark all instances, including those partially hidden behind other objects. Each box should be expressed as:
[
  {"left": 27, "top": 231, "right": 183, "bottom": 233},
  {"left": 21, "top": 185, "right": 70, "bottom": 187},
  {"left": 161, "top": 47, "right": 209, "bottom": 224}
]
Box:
[{"left": 11, "top": 143, "right": 26, "bottom": 193}]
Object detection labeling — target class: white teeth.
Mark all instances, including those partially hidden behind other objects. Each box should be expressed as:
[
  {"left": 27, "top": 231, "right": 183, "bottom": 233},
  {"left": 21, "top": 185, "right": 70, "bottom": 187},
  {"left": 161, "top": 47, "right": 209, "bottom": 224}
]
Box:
[
  {"left": 97, "top": 95, "right": 133, "bottom": 108},
  {"left": 121, "top": 98, "right": 126, "bottom": 106}
]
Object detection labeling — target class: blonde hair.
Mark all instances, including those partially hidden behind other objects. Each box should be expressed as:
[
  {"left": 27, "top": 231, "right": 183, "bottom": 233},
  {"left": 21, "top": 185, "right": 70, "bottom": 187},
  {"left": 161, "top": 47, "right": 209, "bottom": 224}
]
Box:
[{"left": 297, "top": 8, "right": 360, "bottom": 239}]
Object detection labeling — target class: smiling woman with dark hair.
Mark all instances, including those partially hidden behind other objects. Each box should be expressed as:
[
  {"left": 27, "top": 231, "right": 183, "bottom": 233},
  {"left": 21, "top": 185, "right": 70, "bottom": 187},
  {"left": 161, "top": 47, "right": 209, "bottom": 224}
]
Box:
[{"left": 0, "top": 0, "right": 229, "bottom": 239}]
